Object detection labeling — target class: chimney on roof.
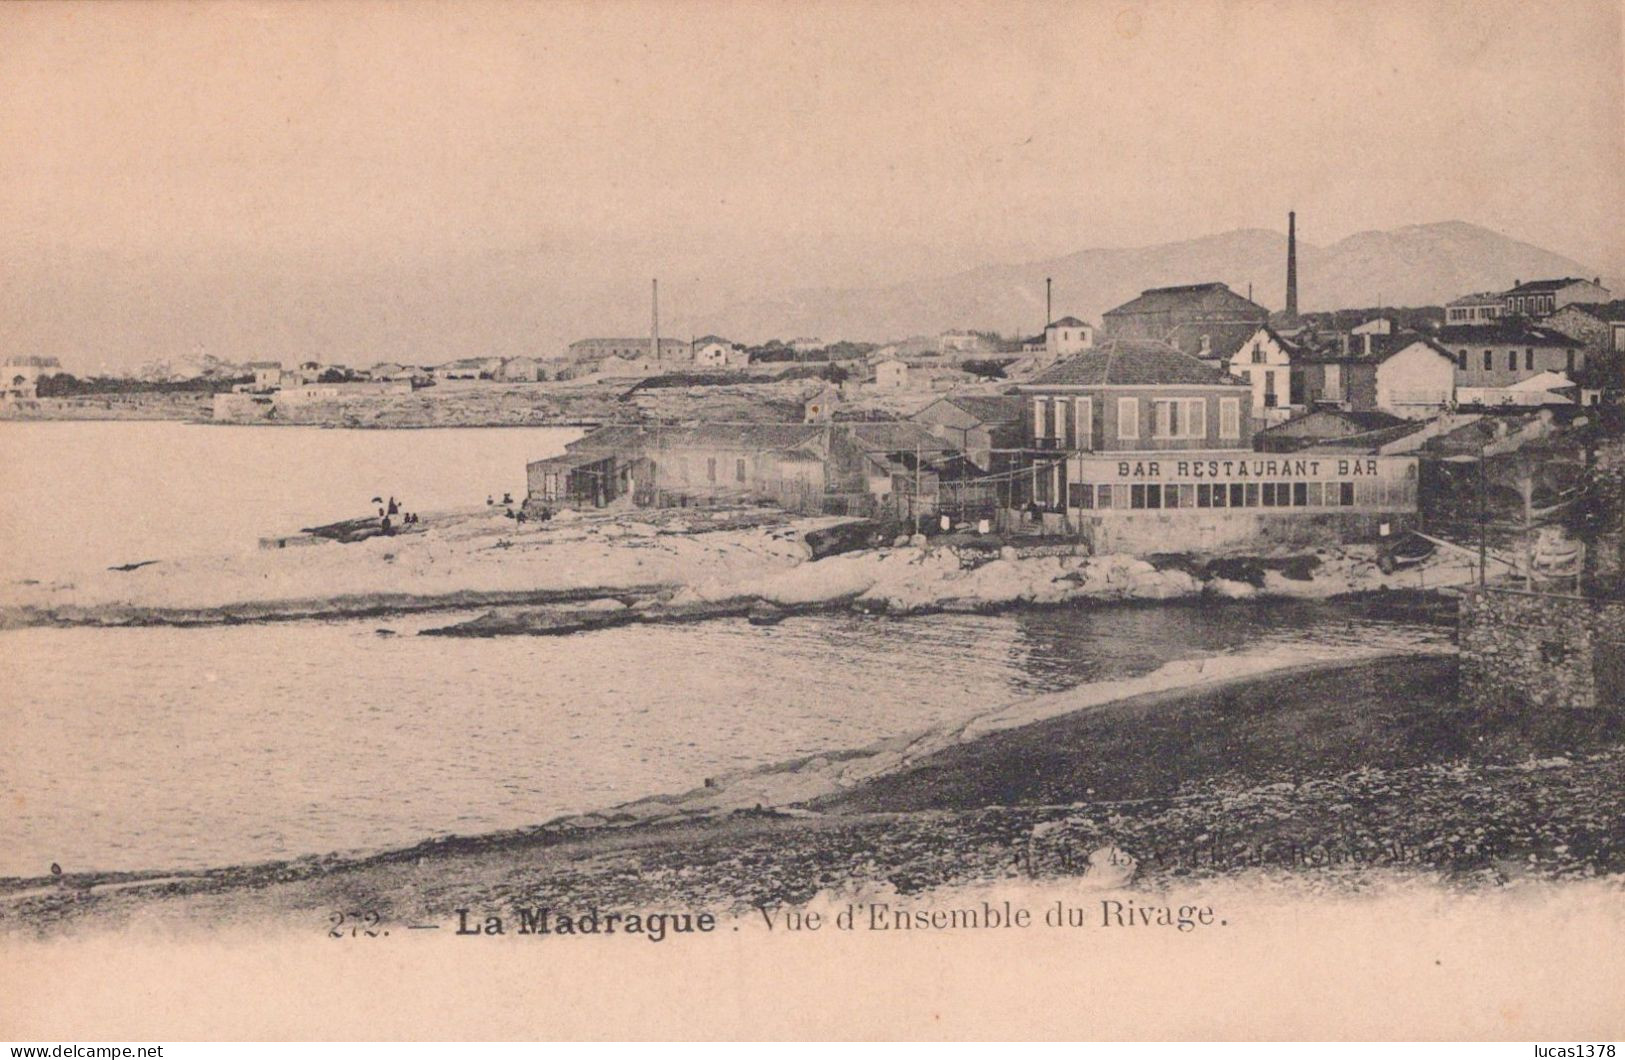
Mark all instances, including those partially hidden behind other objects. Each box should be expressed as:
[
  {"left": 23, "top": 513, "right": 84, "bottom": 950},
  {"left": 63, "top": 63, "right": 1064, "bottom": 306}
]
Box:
[{"left": 1285, "top": 211, "right": 1299, "bottom": 320}]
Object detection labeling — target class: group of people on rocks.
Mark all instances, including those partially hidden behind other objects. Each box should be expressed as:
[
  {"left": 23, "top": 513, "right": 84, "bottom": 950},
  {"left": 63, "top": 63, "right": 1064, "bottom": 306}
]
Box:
[{"left": 375, "top": 495, "right": 420, "bottom": 533}]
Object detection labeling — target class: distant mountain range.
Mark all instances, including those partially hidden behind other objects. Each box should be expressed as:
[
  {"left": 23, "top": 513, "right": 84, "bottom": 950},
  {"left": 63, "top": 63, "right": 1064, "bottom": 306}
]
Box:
[{"left": 692, "top": 221, "right": 1614, "bottom": 344}]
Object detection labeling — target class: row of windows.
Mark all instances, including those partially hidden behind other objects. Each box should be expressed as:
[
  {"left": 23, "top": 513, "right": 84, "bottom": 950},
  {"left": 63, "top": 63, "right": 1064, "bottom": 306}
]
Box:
[
  {"left": 1073, "top": 480, "right": 1359, "bottom": 510},
  {"left": 703, "top": 457, "right": 748, "bottom": 484},
  {"left": 1032, "top": 395, "right": 1243, "bottom": 445},
  {"left": 1455, "top": 348, "right": 1575, "bottom": 372}
]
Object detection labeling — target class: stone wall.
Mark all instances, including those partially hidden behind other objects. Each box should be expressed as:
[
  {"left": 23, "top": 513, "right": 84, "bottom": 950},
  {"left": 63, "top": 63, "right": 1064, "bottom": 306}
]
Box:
[{"left": 1459, "top": 588, "right": 1625, "bottom": 711}]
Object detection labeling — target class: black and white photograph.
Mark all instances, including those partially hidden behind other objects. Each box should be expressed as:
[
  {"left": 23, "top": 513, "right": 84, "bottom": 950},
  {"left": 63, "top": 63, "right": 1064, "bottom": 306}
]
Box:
[{"left": 1, "top": 0, "right": 1622, "bottom": 1044}]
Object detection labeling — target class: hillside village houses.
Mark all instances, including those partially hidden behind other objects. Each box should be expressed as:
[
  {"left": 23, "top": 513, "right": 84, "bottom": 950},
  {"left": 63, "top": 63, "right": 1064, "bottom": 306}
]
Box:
[
  {"left": 1446, "top": 292, "right": 1506, "bottom": 326},
  {"left": 873, "top": 356, "right": 910, "bottom": 388},
  {"left": 1501, "top": 277, "right": 1611, "bottom": 319}
]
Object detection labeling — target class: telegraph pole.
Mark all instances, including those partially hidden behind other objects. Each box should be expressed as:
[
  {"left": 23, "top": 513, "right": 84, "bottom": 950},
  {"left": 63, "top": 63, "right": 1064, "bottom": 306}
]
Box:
[{"left": 1478, "top": 439, "right": 1488, "bottom": 588}]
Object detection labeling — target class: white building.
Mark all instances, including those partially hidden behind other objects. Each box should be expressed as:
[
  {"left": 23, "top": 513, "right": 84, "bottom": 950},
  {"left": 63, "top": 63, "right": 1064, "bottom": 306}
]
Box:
[
  {"left": 1372, "top": 337, "right": 1458, "bottom": 419},
  {"left": 2, "top": 355, "right": 61, "bottom": 400},
  {"left": 873, "top": 358, "right": 909, "bottom": 388},
  {"left": 691, "top": 336, "right": 744, "bottom": 369},
  {"left": 1445, "top": 293, "right": 1505, "bottom": 326},
  {"left": 1043, "top": 317, "right": 1095, "bottom": 356},
  {"left": 1223, "top": 327, "right": 1298, "bottom": 427}
]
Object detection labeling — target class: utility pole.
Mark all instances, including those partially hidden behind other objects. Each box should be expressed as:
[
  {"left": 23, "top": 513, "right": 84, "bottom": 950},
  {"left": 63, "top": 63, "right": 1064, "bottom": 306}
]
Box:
[
  {"left": 1478, "top": 439, "right": 1488, "bottom": 588},
  {"left": 651, "top": 278, "right": 660, "bottom": 363},
  {"left": 914, "top": 443, "right": 923, "bottom": 535}
]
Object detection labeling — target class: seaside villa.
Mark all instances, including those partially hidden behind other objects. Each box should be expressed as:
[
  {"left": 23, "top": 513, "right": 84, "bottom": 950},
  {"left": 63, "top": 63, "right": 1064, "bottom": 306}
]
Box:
[{"left": 1010, "top": 339, "right": 1420, "bottom": 552}]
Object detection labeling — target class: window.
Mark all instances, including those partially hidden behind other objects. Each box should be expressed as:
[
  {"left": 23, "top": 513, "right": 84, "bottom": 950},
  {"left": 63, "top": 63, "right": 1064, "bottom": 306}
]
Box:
[
  {"left": 1293, "top": 482, "right": 1308, "bottom": 507},
  {"left": 1244, "top": 483, "right": 1259, "bottom": 507},
  {"left": 1075, "top": 398, "right": 1092, "bottom": 450},
  {"left": 1219, "top": 398, "right": 1241, "bottom": 439},
  {"left": 1096, "top": 484, "right": 1114, "bottom": 509},
  {"left": 1483, "top": 350, "right": 1493, "bottom": 371},
  {"left": 1212, "top": 483, "right": 1228, "bottom": 508},
  {"left": 707, "top": 457, "right": 717, "bottom": 483},
  {"left": 1339, "top": 482, "right": 1355, "bottom": 506},
  {"left": 1032, "top": 398, "right": 1045, "bottom": 443},
  {"left": 1165, "top": 484, "right": 1181, "bottom": 509},
  {"left": 735, "top": 458, "right": 747, "bottom": 483},
  {"left": 1054, "top": 397, "right": 1071, "bottom": 447},
  {"left": 1146, "top": 484, "right": 1162, "bottom": 509},
  {"left": 1153, "top": 398, "right": 1207, "bottom": 439},
  {"left": 1130, "top": 484, "right": 1147, "bottom": 509},
  {"left": 1307, "top": 482, "right": 1324, "bottom": 507},
  {"left": 1526, "top": 349, "right": 1534, "bottom": 371},
  {"left": 1261, "top": 482, "right": 1275, "bottom": 507},
  {"left": 1508, "top": 350, "right": 1517, "bottom": 371},
  {"left": 1229, "top": 483, "right": 1245, "bottom": 507},
  {"left": 1117, "top": 398, "right": 1139, "bottom": 439},
  {"left": 1070, "top": 483, "right": 1093, "bottom": 509},
  {"left": 1458, "top": 350, "right": 1468, "bottom": 369}
]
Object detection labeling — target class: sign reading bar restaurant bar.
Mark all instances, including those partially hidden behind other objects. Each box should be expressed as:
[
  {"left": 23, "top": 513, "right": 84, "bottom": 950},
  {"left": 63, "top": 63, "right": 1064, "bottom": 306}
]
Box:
[{"left": 1072, "top": 453, "right": 1412, "bottom": 483}]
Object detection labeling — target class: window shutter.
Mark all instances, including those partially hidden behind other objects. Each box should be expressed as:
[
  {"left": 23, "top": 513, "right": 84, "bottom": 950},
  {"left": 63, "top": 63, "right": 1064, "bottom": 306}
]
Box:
[
  {"left": 1118, "top": 397, "right": 1139, "bottom": 439},
  {"left": 1076, "top": 397, "right": 1092, "bottom": 450},
  {"left": 1189, "top": 399, "right": 1207, "bottom": 439}
]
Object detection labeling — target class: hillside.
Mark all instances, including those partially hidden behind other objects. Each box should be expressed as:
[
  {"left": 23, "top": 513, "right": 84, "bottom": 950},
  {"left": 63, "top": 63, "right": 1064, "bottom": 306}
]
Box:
[{"left": 693, "top": 221, "right": 1608, "bottom": 343}]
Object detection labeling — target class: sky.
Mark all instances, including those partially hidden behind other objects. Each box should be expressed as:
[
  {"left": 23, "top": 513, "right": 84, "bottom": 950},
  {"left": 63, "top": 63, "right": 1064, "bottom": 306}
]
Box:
[{"left": 3, "top": 0, "right": 1622, "bottom": 371}]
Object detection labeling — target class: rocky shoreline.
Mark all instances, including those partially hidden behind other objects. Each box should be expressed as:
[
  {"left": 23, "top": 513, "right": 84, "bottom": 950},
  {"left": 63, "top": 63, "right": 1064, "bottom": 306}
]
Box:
[{"left": 1, "top": 504, "right": 1478, "bottom": 633}]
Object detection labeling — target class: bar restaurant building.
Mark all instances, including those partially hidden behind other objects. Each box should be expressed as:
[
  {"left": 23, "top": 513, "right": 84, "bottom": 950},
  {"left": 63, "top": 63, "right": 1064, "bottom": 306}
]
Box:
[{"left": 1012, "top": 339, "right": 1419, "bottom": 551}]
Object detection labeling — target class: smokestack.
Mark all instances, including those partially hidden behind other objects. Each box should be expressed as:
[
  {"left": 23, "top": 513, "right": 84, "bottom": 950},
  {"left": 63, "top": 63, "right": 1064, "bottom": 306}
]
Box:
[
  {"left": 1286, "top": 211, "right": 1299, "bottom": 320},
  {"left": 651, "top": 278, "right": 660, "bottom": 362},
  {"left": 1046, "top": 277, "right": 1052, "bottom": 327}
]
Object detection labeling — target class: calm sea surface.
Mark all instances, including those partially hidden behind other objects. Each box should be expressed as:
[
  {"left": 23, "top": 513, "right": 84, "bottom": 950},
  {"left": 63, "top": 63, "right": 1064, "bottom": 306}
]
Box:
[
  {"left": 0, "top": 422, "right": 1449, "bottom": 878},
  {"left": 0, "top": 420, "right": 581, "bottom": 582}
]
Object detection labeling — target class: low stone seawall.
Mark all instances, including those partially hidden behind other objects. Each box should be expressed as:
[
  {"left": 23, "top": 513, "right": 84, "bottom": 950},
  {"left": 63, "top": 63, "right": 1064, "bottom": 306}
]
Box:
[{"left": 1459, "top": 587, "right": 1625, "bottom": 710}]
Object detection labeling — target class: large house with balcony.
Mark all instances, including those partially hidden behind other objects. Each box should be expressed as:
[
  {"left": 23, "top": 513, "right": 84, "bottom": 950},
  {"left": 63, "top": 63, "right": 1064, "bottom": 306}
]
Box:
[{"left": 1010, "top": 338, "right": 1419, "bottom": 551}]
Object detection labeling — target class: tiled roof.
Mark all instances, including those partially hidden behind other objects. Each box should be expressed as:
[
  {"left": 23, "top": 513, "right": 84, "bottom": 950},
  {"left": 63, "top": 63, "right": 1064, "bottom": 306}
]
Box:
[
  {"left": 1436, "top": 324, "right": 1580, "bottom": 347},
  {"left": 1298, "top": 332, "right": 1457, "bottom": 364},
  {"left": 941, "top": 394, "right": 1026, "bottom": 423},
  {"left": 1103, "top": 282, "right": 1266, "bottom": 319},
  {"left": 1506, "top": 277, "right": 1593, "bottom": 295},
  {"left": 1558, "top": 300, "right": 1625, "bottom": 323},
  {"left": 1168, "top": 321, "right": 1261, "bottom": 362},
  {"left": 843, "top": 422, "right": 958, "bottom": 452},
  {"left": 568, "top": 423, "right": 830, "bottom": 454},
  {"left": 1023, "top": 339, "right": 1246, "bottom": 387},
  {"left": 1447, "top": 292, "right": 1506, "bottom": 307}
]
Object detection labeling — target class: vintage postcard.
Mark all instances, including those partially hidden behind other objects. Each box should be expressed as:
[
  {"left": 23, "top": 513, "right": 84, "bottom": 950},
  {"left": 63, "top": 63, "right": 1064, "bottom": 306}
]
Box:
[{"left": 1, "top": 0, "right": 1622, "bottom": 1043}]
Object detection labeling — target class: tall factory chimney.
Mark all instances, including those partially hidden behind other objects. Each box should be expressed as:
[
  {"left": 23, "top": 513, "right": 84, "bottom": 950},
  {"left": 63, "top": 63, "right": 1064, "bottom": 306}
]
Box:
[
  {"left": 1045, "top": 277, "right": 1053, "bottom": 327},
  {"left": 651, "top": 278, "right": 660, "bottom": 362},
  {"left": 1285, "top": 211, "right": 1299, "bottom": 320}
]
